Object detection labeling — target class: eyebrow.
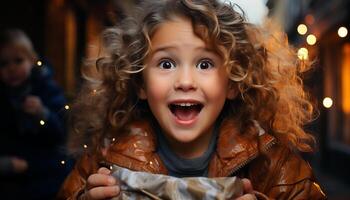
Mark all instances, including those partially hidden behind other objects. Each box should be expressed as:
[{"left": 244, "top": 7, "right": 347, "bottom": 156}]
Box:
[
  {"left": 151, "top": 46, "right": 176, "bottom": 55},
  {"left": 151, "top": 45, "right": 217, "bottom": 55}
]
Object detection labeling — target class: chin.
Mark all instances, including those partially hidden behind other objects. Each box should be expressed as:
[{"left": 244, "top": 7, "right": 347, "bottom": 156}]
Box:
[{"left": 169, "top": 130, "right": 200, "bottom": 144}]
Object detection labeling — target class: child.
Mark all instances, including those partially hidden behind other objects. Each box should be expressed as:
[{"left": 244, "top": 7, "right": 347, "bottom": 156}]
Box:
[
  {"left": 58, "top": 0, "right": 326, "bottom": 199},
  {"left": 0, "top": 29, "right": 70, "bottom": 199}
]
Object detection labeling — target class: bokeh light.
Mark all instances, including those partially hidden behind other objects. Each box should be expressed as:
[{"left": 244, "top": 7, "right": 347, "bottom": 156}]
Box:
[
  {"left": 323, "top": 97, "right": 333, "bottom": 108},
  {"left": 338, "top": 27, "right": 348, "bottom": 38},
  {"left": 36, "top": 60, "right": 42, "bottom": 66},
  {"left": 306, "top": 34, "right": 317, "bottom": 45},
  {"left": 298, "top": 48, "right": 309, "bottom": 60},
  {"left": 297, "top": 24, "right": 308, "bottom": 35}
]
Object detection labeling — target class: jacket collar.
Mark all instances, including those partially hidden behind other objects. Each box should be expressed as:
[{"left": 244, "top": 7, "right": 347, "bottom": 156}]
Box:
[
  {"left": 105, "top": 119, "right": 275, "bottom": 177},
  {"left": 208, "top": 118, "right": 275, "bottom": 177}
]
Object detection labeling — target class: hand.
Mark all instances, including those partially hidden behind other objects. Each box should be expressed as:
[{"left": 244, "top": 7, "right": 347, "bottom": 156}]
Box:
[
  {"left": 79, "top": 167, "right": 120, "bottom": 200},
  {"left": 11, "top": 157, "right": 28, "bottom": 173},
  {"left": 22, "top": 95, "right": 45, "bottom": 117},
  {"left": 235, "top": 178, "right": 256, "bottom": 200}
]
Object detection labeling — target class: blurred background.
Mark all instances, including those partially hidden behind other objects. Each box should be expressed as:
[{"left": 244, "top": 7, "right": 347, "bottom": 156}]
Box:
[{"left": 0, "top": 0, "right": 349, "bottom": 199}]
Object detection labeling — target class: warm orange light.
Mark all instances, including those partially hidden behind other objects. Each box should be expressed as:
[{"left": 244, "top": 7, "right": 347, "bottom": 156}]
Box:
[
  {"left": 342, "top": 44, "right": 350, "bottom": 113},
  {"left": 297, "top": 24, "right": 307, "bottom": 35},
  {"left": 323, "top": 97, "right": 333, "bottom": 108},
  {"left": 65, "top": 105, "right": 70, "bottom": 110},
  {"left": 297, "top": 48, "right": 308, "bottom": 60},
  {"left": 338, "top": 27, "right": 348, "bottom": 38},
  {"left": 306, "top": 34, "right": 317, "bottom": 45},
  {"left": 305, "top": 14, "right": 315, "bottom": 25}
]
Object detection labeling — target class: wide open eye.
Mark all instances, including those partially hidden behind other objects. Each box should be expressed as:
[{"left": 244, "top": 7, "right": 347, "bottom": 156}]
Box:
[
  {"left": 158, "top": 59, "right": 175, "bottom": 69},
  {"left": 196, "top": 59, "right": 214, "bottom": 70}
]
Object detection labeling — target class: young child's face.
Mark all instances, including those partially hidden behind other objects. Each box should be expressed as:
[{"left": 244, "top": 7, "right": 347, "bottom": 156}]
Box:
[
  {"left": 0, "top": 45, "right": 33, "bottom": 87},
  {"left": 140, "top": 16, "right": 236, "bottom": 154}
]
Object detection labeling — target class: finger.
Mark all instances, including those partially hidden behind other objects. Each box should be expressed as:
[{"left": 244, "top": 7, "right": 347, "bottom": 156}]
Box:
[
  {"left": 87, "top": 174, "right": 116, "bottom": 188},
  {"left": 235, "top": 194, "right": 257, "bottom": 200},
  {"left": 87, "top": 185, "right": 120, "bottom": 199},
  {"left": 97, "top": 167, "right": 111, "bottom": 175},
  {"left": 242, "top": 178, "right": 253, "bottom": 193}
]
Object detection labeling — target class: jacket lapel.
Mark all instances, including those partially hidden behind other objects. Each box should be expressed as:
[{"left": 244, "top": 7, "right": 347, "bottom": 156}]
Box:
[{"left": 105, "top": 120, "right": 168, "bottom": 174}]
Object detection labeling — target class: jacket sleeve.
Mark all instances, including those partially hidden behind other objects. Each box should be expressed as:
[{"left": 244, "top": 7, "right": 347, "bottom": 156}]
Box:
[
  {"left": 56, "top": 153, "right": 100, "bottom": 200},
  {"left": 249, "top": 145, "right": 326, "bottom": 200}
]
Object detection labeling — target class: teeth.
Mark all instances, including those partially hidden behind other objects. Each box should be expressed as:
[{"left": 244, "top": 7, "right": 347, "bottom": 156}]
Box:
[{"left": 174, "top": 103, "right": 197, "bottom": 107}]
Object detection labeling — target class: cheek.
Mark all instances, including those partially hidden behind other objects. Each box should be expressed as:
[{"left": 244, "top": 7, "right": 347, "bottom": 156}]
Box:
[
  {"left": 0, "top": 68, "right": 11, "bottom": 79},
  {"left": 143, "top": 71, "right": 171, "bottom": 104},
  {"left": 200, "top": 74, "right": 230, "bottom": 100},
  {"left": 14, "top": 68, "right": 29, "bottom": 80}
]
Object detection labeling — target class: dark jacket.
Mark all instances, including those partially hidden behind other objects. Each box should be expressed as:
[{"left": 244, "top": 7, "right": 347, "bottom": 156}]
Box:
[
  {"left": 58, "top": 118, "right": 326, "bottom": 200},
  {"left": 0, "top": 64, "right": 72, "bottom": 200}
]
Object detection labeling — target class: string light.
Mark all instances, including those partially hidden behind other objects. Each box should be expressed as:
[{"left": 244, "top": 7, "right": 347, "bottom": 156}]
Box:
[
  {"left": 40, "top": 120, "right": 45, "bottom": 125},
  {"left": 37, "top": 60, "right": 43, "bottom": 66},
  {"left": 83, "top": 144, "right": 88, "bottom": 149},
  {"left": 297, "top": 48, "right": 309, "bottom": 60},
  {"left": 297, "top": 24, "right": 307, "bottom": 35},
  {"left": 64, "top": 105, "right": 70, "bottom": 110},
  {"left": 61, "top": 160, "right": 65, "bottom": 165},
  {"left": 338, "top": 27, "right": 348, "bottom": 38},
  {"left": 306, "top": 34, "right": 317, "bottom": 45},
  {"left": 323, "top": 97, "right": 333, "bottom": 108},
  {"left": 112, "top": 138, "right": 116, "bottom": 142}
]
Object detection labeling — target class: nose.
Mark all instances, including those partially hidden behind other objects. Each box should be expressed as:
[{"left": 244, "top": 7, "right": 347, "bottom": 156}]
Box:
[{"left": 174, "top": 66, "right": 197, "bottom": 91}]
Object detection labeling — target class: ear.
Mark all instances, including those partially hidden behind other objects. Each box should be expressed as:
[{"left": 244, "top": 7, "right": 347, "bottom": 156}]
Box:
[
  {"left": 138, "top": 87, "right": 147, "bottom": 100},
  {"left": 226, "top": 84, "right": 239, "bottom": 100}
]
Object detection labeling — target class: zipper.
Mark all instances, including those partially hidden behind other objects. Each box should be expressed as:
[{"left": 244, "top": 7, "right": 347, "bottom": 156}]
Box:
[{"left": 228, "top": 138, "right": 276, "bottom": 176}]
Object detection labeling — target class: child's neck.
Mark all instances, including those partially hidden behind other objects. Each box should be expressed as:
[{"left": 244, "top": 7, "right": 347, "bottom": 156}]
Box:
[{"left": 161, "top": 126, "right": 216, "bottom": 159}]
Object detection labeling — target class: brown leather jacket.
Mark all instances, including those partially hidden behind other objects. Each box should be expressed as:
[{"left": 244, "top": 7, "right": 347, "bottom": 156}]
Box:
[{"left": 57, "top": 119, "right": 326, "bottom": 200}]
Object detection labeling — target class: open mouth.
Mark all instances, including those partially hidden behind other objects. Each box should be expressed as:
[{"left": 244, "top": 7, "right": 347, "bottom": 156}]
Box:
[{"left": 168, "top": 102, "right": 203, "bottom": 121}]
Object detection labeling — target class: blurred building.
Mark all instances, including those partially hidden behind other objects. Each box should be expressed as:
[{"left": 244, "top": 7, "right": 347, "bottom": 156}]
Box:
[
  {"left": 0, "top": 0, "right": 129, "bottom": 97},
  {"left": 268, "top": 0, "right": 350, "bottom": 187}
]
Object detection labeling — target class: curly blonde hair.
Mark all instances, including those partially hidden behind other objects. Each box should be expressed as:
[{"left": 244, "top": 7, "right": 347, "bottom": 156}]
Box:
[{"left": 69, "top": 0, "right": 315, "bottom": 154}]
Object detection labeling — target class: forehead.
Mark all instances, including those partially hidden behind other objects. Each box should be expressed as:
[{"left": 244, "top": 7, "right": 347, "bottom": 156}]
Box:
[{"left": 150, "top": 17, "right": 208, "bottom": 50}]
